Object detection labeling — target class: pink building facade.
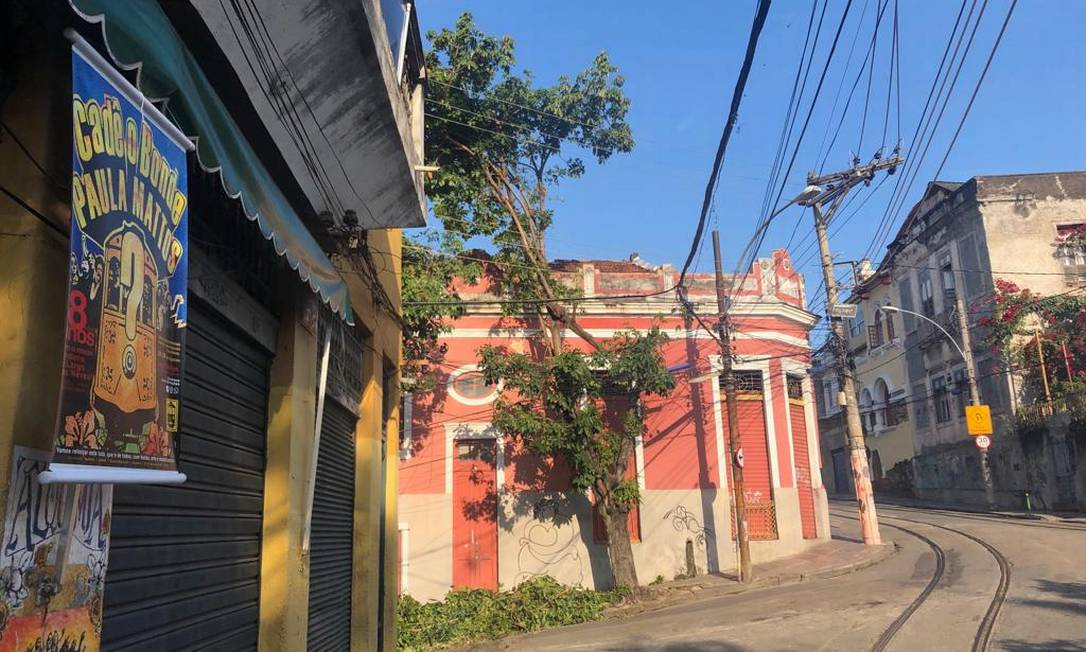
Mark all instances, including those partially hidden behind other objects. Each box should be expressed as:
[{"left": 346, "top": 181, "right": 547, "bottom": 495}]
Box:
[{"left": 397, "top": 251, "right": 830, "bottom": 600}]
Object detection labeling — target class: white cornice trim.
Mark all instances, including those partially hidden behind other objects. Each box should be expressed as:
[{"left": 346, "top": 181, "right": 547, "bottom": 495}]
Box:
[{"left": 444, "top": 327, "right": 811, "bottom": 350}]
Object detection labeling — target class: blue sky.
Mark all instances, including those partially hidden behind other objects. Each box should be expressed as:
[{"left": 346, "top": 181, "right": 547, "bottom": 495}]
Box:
[{"left": 418, "top": 1, "right": 1086, "bottom": 293}]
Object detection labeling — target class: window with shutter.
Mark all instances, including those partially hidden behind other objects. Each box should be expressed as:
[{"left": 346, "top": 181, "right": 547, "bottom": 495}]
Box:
[
  {"left": 1056, "top": 224, "right": 1086, "bottom": 287},
  {"left": 868, "top": 323, "right": 883, "bottom": 349},
  {"left": 898, "top": 276, "right": 916, "bottom": 332},
  {"left": 919, "top": 271, "right": 935, "bottom": 317},
  {"left": 913, "top": 381, "right": 929, "bottom": 428}
]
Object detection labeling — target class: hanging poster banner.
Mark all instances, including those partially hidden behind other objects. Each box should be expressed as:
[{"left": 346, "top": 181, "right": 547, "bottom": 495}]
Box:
[{"left": 41, "top": 34, "right": 193, "bottom": 485}]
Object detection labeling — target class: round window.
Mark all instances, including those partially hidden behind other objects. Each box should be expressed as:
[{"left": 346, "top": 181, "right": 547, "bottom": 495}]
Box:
[{"left": 449, "top": 370, "right": 496, "bottom": 405}]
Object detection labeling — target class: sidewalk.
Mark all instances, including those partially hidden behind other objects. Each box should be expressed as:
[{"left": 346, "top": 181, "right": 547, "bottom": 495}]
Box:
[
  {"left": 462, "top": 540, "right": 896, "bottom": 650},
  {"left": 841, "top": 494, "right": 1086, "bottom": 524},
  {"left": 605, "top": 538, "right": 897, "bottom": 620}
]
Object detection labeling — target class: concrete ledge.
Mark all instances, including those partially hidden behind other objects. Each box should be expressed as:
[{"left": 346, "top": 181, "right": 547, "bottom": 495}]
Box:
[{"left": 608, "top": 540, "right": 898, "bottom": 619}]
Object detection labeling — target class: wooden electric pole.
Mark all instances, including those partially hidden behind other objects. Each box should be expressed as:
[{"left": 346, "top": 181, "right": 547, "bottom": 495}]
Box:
[
  {"left": 806, "top": 154, "right": 902, "bottom": 546},
  {"left": 712, "top": 230, "right": 752, "bottom": 583}
]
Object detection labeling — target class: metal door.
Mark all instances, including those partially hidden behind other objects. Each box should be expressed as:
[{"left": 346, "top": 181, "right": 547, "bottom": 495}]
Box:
[
  {"left": 832, "top": 448, "right": 853, "bottom": 496},
  {"left": 101, "top": 299, "right": 272, "bottom": 651},
  {"left": 790, "top": 403, "right": 817, "bottom": 539},
  {"left": 307, "top": 399, "right": 357, "bottom": 651},
  {"left": 452, "top": 439, "right": 498, "bottom": 590}
]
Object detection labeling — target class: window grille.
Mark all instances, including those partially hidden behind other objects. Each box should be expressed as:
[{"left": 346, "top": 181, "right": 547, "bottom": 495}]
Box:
[
  {"left": 319, "top": 308, "right": 365, "bottom": 412},
  {"left": 732, "top": 370, "right": 764, "bottom": 394},
  {"left": 787, "top": 375, "right": 804, "bottom": 400}
]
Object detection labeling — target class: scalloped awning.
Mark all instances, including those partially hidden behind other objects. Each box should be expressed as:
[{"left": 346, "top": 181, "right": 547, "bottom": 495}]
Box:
[{"left": 70, "top": 0, "right": 352, "bottom": 321}]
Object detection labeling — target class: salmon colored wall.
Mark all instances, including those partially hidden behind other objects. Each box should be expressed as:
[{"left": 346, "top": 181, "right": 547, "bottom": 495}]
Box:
[
  {"left": 769, "top": 359, "right": 794, "bottom": 488},
  {"left": 399, "top": 300, "right": 813, "bottom": 501}
]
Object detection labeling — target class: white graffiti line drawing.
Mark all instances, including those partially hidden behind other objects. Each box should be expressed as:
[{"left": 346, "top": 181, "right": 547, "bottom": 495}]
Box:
[
  {"left": 663, "top": 505, "right": 715, "bottom": 547},
  {"left": 514, "top": 500, "right": 585, "bottom": 586}
]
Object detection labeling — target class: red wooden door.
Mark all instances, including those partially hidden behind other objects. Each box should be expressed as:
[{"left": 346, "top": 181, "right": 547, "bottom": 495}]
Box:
[
  {"left": 452, "top": 439, "right": 498, "bottom": 590},
  {"left": 790, "top": 403, "right": 818, "bottom": 539}
]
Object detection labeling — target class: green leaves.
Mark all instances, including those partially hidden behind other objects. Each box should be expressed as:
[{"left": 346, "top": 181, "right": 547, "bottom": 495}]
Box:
[
  {"left": 479, "top": 329, "right": 673, "bottom": 507},
  {"left": 401, "top": 234, "right": 481, "bottom": 390},
  {"left": 396, "top": 577, "right": 626, "bottom": 650},
  {"left": 422, "top": 12, "right": 633, "bottom": 309}
]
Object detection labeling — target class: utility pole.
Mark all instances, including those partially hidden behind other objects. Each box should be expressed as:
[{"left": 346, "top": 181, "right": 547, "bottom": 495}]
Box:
[
  {"left": 712, "top": 230, "right": 752, "bottom": 583},
  {"left": 806, "top": 154, "right": 902, "bottom": 545},
  {"left": 950, "top": 271, "right": 995, "bottom": 509}
]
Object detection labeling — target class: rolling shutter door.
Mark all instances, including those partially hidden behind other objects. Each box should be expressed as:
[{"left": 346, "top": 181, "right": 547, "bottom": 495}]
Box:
[
  {"left": 306, "top": 399, "right": 357, "bottom": 651},
  {"left": 101, "top": 299, "right": 272, "bottom": 652},
  {"left": 736, "top": 399, "right": 777, "bottom": 540},
  {"left": 721, "top": 371, "right": 778, "bottom": 541}
]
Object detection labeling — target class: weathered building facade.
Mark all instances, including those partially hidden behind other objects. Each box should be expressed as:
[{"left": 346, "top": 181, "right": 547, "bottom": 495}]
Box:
[
  {"left": 888, "top": 173, "right": 1086, "bottom": 509},
  {"left": 0, "top": 0, "right": 425, "bottom": 649},
  {"left": 398, "top": 252, "right": 831, "bottom": 602},
  {"left": 815, "top": 172, "right": 1086, "bottom": 510}
]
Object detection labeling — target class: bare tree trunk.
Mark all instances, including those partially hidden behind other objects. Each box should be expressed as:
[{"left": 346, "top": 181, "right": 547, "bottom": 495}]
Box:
[{"left": 600, "top": 499, "right": 639, "bottom": 592}]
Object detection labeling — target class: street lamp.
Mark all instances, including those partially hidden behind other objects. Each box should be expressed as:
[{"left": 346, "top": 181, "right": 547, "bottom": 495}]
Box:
[
  {"left": 742, "top": 186, "right": 823, "bottom": 258},
  {"left": 878, "top": 306, "right": 969, "bottom": 371}
]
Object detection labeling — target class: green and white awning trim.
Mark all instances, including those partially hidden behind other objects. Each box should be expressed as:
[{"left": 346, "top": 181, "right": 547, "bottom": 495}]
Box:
[{"left": 70, "top": 0, "right": 353, "bottom": 322}]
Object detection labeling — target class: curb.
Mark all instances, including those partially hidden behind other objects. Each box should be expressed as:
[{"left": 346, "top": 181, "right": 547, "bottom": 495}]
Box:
[
  {"left": 866, "top": 497, "right": 1047, "bottom": 521},
  {"left": 609, "top": 542, "right": 898, "bottom": 619}
]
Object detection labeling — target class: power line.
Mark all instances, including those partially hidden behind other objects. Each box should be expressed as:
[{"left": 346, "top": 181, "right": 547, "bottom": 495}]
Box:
[
  {"left": 424, "top": 112, "right": 562, "bottom": 152},
  {"left": 862, "top": 0, "right": 986, "bottom": 261},
  {"left": 428, "top": 79, "right": 606, "bottom": 132},
  {"left": 425, "top": 97, "right": 630, "bottom": 158},
  {"left": 678, "top": 0, "right": 773, "bottom": 291},
  {"left": 854, "top": 0, "right": 972, "bottom": 261},
  {"left": 759, "top": 0, "right": 826, "bottom": 253},
  {"left": 0, "top": 186, "right": 67, "bottom": 238},
  {"left": 734, "top": 0, "right": 857, "bottom": 322},
  {"left": 817, "top": 0, "right": 891, "bottom": 173},
  {"left": 929, "top": 0, "right": 1018, "bottom": 181},
  {"left": 856, "top": 0, "right": 888, "bottom": 158}
]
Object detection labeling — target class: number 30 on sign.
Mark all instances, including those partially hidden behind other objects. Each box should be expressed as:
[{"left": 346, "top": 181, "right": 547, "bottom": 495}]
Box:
[{"left": 966, "top": 404, "right": 993, "bottom": 436}]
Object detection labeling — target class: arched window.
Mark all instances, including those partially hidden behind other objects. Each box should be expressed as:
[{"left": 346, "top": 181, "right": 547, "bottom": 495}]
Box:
[
  {"left": 859, "top": 388, "right": 875, "bottom": 433},
  {"left": 873, "top": 379, "right": 891, "bottom": 428}
]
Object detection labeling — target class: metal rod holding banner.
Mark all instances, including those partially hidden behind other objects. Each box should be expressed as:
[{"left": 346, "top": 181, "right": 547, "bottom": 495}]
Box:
[
  {"left": 65, "top": 29, "right": 195, "bottom": 153},
  {"left": 302, "top": 334, "right": 332, "bottom": 554}
]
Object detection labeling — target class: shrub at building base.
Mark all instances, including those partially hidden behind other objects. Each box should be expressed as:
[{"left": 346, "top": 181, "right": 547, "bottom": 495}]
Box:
[{"left": 396, "top": 576, "right": 630, "bottom": 650}]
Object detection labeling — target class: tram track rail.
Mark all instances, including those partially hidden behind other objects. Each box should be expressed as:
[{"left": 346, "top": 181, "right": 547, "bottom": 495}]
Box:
[{"left": 829, "top": 506, "right": 1012, "bottom": 652}]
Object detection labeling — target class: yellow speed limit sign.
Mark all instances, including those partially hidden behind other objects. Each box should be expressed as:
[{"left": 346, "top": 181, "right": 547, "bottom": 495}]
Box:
[{"left": 966, "top": 404, "right": 993, "bottom": 436}]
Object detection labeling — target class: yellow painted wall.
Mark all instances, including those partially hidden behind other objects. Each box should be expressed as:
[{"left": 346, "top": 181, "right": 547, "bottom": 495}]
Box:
[
  {"left": 346, "top": 227, "right": 403, "bottom": 651},
  {"left": 854, "top": 277, "right": 915, "bottom": 476},
  {"left": 259, "top": 305, "right": 318, "bottom": 651}
]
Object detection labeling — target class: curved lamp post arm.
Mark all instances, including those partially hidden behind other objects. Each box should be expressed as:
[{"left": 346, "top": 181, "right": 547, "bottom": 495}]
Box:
[{"left": 879, "top": 305, "right": 969, "bottom": 363}]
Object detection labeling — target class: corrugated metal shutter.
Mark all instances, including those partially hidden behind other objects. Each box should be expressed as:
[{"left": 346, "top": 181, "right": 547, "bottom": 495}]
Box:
[
  {"left": 306, "top": 398, "right": 357, "bottom": 651},
  {"left": 790, "top": 404, "right": 817, "bottom": 539},
  {"left": 101, "top": 300, "right": 272, "bottom": 652},
  {"left": 735, "top": 399, "right": 777, "bottom": 540},
  {"left": 721, "top": 373, "right": 777, "bottom": 541}
]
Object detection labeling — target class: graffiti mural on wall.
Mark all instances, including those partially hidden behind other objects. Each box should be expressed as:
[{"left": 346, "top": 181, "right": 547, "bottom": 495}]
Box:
[
  {"left": 663, "top": 506, "right": 714, "bottom": 547},
  {"left": 515, "top": 497, "right": 585, "bottom": 586},
  {"left": 0, "top": 448, "right": 112, "bottom": 652}
]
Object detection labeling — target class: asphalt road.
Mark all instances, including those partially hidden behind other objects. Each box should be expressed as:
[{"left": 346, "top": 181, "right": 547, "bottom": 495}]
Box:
[{"left": 473, "top": 502, "right": 1086, "bottom": 651}]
